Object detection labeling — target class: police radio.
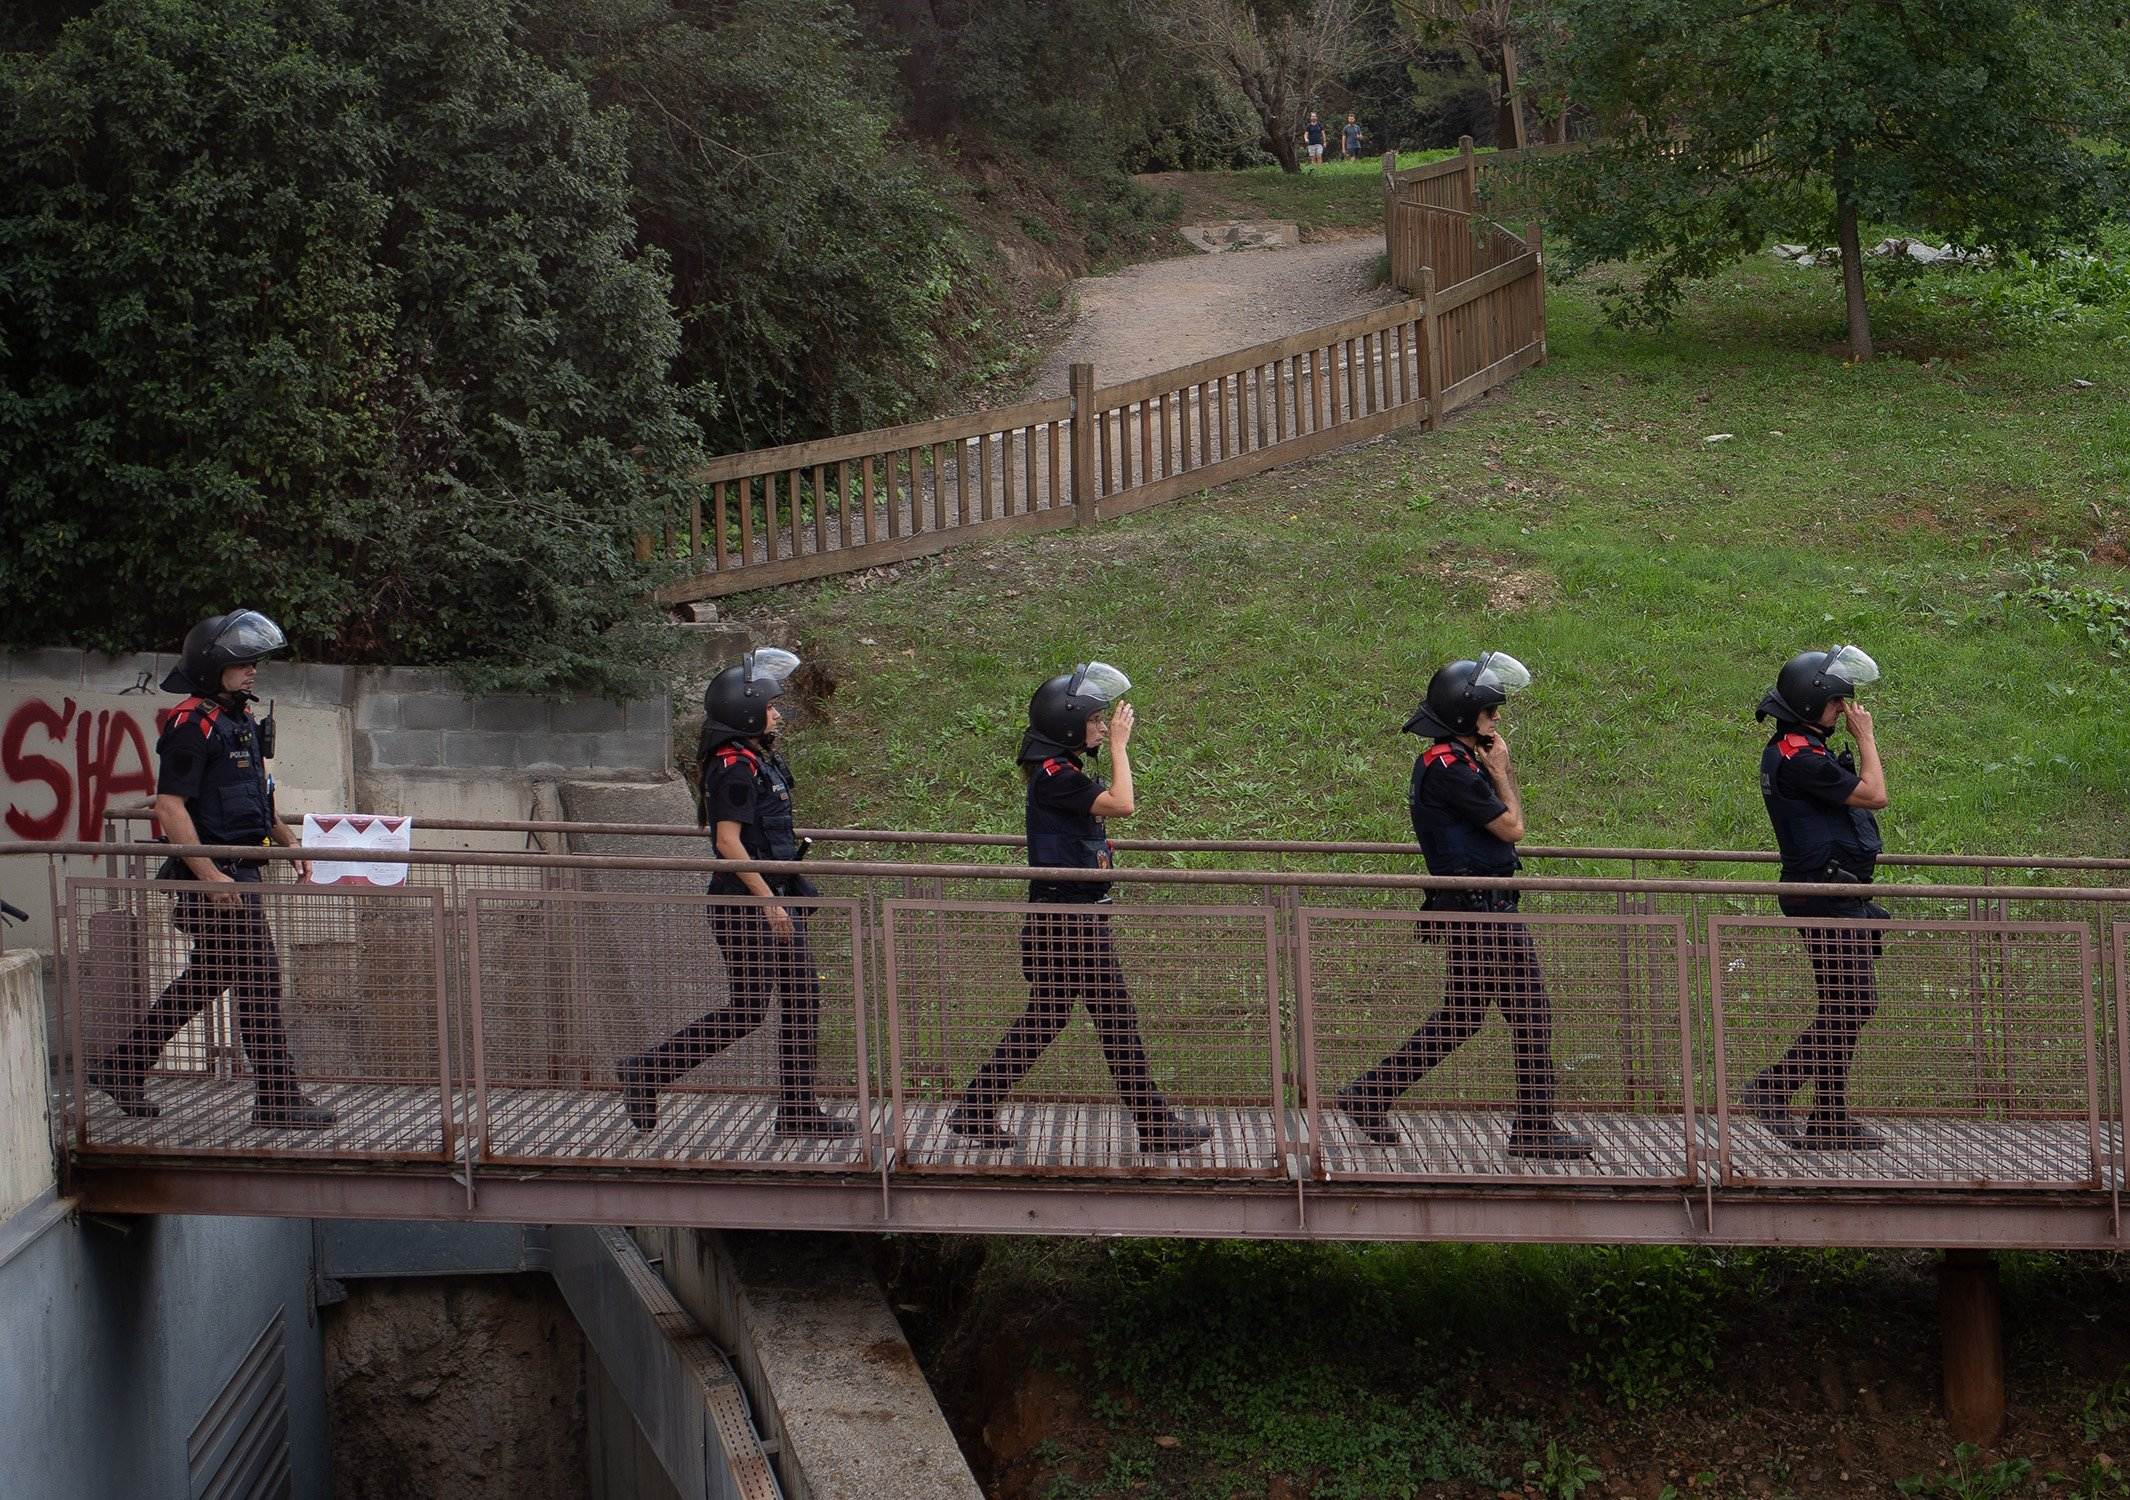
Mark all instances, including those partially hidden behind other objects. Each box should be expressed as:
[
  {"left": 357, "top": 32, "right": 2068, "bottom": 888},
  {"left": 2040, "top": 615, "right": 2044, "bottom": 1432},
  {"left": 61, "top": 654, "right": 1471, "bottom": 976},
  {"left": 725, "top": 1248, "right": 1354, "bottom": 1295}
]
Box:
[{"left": 258, "top": 700, "right": 278, "bottom": 759}]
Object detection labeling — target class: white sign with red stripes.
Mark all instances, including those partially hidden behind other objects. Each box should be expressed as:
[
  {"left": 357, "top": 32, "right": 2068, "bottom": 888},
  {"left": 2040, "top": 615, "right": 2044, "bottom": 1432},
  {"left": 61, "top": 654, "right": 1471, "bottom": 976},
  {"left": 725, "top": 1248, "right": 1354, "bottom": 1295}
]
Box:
[{"left": 301, "top": 813, "right": 413, "bottom": 886}]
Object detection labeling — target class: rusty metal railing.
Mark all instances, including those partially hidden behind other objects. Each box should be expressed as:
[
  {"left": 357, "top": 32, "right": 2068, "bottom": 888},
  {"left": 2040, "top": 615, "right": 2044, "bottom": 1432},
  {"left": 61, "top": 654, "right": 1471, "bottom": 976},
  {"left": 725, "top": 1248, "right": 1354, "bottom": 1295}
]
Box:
[{"left": 17, "top": 839, "right": 2130, "bottom": 1221}]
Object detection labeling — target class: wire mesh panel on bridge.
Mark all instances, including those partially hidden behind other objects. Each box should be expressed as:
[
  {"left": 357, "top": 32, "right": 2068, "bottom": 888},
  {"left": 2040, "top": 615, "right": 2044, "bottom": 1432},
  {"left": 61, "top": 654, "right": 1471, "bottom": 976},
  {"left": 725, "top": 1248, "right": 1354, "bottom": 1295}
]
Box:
[
  {"left": 1710, "top": 917, "right": 2103, "bottom": 1189},
  {"left": 64, "top": 876, "right": 457, "bottom": 1160},
  {"left": 464, "top": 890, "right": 871, "bottom": 1171},
  {"left": 1299, "top": 908, "right": 1696, "bottom": 1183},
  {"left": 883, "top": 900, "right": 1285, "bottom": 1178}
]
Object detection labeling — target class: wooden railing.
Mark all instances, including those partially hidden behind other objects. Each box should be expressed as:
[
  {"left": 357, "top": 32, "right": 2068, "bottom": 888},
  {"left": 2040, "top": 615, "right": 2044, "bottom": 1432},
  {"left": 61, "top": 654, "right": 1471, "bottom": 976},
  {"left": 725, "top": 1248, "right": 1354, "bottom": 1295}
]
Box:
[{"left": 657, "top": 161, "right": 1551, "bottom": 604}]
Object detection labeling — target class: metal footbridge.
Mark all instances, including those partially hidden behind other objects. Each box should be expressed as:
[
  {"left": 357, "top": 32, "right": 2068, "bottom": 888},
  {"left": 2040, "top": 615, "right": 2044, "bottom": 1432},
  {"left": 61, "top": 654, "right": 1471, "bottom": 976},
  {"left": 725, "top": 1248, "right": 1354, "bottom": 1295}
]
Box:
[{"left": 19, "top": 827, "right": 2130, "bottom": 1250}]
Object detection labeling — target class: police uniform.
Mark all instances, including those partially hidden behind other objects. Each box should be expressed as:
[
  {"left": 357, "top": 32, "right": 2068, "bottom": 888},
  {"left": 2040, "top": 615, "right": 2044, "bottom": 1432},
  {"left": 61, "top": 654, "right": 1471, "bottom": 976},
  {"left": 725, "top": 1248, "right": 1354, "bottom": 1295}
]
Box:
[
  {"left": 98, "top": 693, "right": 307, "bottom": 1110},
  {"left": 1344, "top": 737, "right": 1563, "bottom": 1131},
  {"left": 626, "top": 733, "right": 827, "bottom": 1113},
  {"left": 1753, "top": 722, "right": 1887, "bottom": 1128},
  {"left": 957, "top": 751, "right": 1170, "bottom": 1129}
]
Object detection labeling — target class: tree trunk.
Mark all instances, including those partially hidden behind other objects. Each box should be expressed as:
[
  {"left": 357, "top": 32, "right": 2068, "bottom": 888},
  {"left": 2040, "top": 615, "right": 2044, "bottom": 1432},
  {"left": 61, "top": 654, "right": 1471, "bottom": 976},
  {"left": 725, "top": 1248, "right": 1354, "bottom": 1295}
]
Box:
[
  {"left": 1834, "top": 185, "right": 1874, "bottom": 361},
  {"left": 1268, "top": 132, "right": 1301, "bottom": 172}
]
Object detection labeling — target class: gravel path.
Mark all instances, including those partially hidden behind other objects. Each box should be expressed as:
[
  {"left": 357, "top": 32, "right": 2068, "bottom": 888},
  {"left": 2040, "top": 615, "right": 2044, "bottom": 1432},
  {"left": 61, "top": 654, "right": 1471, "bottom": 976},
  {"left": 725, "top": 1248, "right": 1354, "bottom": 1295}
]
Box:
[{"left": 1031, "top": 233, "right": 1396, "bottom": 397}]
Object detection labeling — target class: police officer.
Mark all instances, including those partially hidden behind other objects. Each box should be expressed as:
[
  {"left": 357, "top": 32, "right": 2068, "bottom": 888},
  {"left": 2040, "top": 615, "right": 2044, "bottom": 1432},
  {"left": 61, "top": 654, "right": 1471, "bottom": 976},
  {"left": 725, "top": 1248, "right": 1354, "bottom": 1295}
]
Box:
[
  {"left": 89, "top": 610, "right": 335, "bottom": 1129},
  {"left": 1745, "top": 645, "right": 1891, "bottom": 1151},
  {"left": 618, "top": 649, "right": 853, "bottom": 1138},
  {"left": 948, "top": 663, "right": 1212, "bottom": 1155},
  {"left": 1338, "top": 653, "right": 1594, "bottom": 1160}
]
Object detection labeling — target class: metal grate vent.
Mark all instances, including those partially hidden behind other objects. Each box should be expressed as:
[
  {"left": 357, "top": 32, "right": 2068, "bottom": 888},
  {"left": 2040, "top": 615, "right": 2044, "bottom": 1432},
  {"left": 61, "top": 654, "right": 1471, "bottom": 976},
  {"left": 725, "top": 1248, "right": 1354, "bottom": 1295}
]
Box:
[{"left": 188, "top": 1307, "right": 294, "bottom": 1500}]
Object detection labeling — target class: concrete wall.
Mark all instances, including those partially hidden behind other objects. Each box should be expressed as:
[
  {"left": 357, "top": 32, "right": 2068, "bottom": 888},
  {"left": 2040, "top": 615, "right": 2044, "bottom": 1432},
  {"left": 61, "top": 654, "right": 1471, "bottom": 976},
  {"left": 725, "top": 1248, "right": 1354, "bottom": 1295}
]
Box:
[
  {"left": 636, "top": 1227, "right": 985, "bottom": 1500},
  {"left": 3, "top": 645, "right": 675, "bottom": 950},
  {"left": 0, "top": 950, "right": 332, "bottom": 1498},
  {"left": 0, "top": 951, "right": 53, "bottom": 1220}
]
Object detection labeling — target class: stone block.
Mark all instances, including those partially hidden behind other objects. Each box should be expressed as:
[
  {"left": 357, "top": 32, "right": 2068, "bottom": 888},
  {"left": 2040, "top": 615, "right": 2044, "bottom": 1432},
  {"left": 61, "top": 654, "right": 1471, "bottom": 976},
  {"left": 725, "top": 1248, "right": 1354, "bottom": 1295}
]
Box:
[
  {"left": 473, "top": 696, "right": 551, "bottom": 733},
  {"left": 363, "top": 729, "right": 443, "bottom": 769},
  {"left": 549, "top": 697, "right": 630, "bottom": 735},
  {"left": 439, "top": 730, "right": 525, "bottom": 769},
  {"left": 590, "top": 731, "right": 670, "bottom": 774},
  {"left": 352, "top": 665, "right": 448, "bottom": 699},
  {"left": 81, "top": 652, "right": 163, "bottom": 694},
  {"left": 353, "top": 694, "right": 398, "bottom": 731},
  {"left": 5, "top": 647, "right": 88, "bottom": 686},
  {"left": 625, "top": 694, "right": 675, "bottom": 734},
  {"left": 399, "top": 695, "right": 475, "bottom": 732},
  {"left": 279, "top": 663, "right": 348, "bottom": 705}
]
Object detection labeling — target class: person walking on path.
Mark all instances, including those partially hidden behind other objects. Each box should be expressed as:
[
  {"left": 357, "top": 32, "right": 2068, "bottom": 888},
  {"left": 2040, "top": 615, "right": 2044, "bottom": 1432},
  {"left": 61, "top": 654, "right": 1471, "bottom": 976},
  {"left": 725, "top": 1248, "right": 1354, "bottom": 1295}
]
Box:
[
  {"left": 1341, "top": 113, "right": 1365, "bottom": 160},
  {"left": 1744, "top": 646, "right": 1892, "bottom": 1151},
  {"left": 949, "top": 662, "right": 1213, "bottom": 1156},
  {"left": 91, "top": 610, "right": 335, "bottom": 1130},
  {"left": 618, "top": 649, "right": 855, "bottom": 1139},
  {"left": 1303, "top": 111, "right": 1326, "bottom": 167},
  {"left": 1339, "top": 652, "right": 1594, "bottom": 1161}
]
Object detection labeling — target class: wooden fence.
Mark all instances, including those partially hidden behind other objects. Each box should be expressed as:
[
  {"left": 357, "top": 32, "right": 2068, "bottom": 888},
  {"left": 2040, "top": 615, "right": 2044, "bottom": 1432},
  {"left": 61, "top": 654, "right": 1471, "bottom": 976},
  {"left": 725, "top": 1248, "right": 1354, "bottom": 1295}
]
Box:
[{"left": 658, "top": 164, "right": 1550, "bottom": 604}]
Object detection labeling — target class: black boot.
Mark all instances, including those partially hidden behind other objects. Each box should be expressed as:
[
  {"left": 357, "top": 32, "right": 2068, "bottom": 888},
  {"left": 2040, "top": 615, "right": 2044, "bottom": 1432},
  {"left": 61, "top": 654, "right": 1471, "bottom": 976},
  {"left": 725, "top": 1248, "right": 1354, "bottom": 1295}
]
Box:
[
  {"left": 88, "top": 1064, "right": 160, "bottom": 1120},
  {"left": 1790, "top": 1113, "right": 1883, "bottom": 1152},
  {"left": 946, "top": 1103, "right": 1017, "bottom": 1148},
  {"left": 615, "top": 1056, "right": 660, "bottom": 1132},
  {"left": 1505, "top": 1116, "right": 1594, "bottom": 1160},
  {"left": 1742, "top": 1068, "right": 1799, "bottom": 1141},
  {"left": 1335, "top": 1086, "right": 1401, "bottom": 1148},
  {"left": 776, "top": 1103, "right": 856, "bottom": 1139},
  {"left": 252, "top": 1092, "right": 335, "bottom": 1130},
  {"left": 1136, "top": 1110, "right": 1213, "bottom": 1154}
]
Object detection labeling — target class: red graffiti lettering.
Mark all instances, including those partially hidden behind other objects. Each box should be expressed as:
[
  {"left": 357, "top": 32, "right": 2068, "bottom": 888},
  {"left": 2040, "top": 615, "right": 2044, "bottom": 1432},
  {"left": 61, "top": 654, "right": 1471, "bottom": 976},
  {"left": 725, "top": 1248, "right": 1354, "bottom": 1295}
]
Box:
[{"left": 3, "top": 697, "right": 167, "bottom": 842}]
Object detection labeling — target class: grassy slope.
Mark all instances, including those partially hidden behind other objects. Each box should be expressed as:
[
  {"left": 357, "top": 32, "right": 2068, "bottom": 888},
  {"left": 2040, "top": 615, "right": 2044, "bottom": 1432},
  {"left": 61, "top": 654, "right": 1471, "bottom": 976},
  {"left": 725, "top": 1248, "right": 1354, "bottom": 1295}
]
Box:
[
  {"left": 762, "top": 253, "right": 2130, "bottom": 862},
  {"left": 1146, "top": 149, "right": 1463, "bottom": 236}
]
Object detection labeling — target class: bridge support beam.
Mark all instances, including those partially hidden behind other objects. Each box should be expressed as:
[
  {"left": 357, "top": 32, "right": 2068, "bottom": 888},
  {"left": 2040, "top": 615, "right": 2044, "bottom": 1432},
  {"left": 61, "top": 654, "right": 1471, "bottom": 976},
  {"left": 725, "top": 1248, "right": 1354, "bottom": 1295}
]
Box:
[{"left": 1939, "top": 1248, "right": 2006, "bottom": 1446}]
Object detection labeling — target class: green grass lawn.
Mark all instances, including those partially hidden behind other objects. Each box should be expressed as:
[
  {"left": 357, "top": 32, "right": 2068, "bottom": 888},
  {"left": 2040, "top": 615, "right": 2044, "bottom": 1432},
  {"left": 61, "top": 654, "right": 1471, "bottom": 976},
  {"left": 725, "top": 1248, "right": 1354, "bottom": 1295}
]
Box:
[
  {"left": 759, "top": 246, "right": 2130, "bottom": 862},
  {"left": 1152, "top": 148, "right": 1465, "bottom": 234}
]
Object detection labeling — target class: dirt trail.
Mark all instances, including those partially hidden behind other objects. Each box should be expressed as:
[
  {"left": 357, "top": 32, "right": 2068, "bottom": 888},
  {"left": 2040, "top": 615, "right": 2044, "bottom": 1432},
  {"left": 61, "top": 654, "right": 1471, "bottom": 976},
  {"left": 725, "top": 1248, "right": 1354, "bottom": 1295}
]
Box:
[{"left": 1030, "top": 234, "right": 1395, "bottom": 397}]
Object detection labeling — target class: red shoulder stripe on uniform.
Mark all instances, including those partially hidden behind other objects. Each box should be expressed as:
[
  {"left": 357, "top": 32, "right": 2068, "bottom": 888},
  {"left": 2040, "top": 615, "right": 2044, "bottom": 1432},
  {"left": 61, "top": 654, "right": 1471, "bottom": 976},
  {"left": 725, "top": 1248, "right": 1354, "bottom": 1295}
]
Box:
[
  {"left": 1776, "top": 732, "right": 1822, "bottom": 759},
  {"left": 169, "top": 696, "right": 223, "bottom": 737},
  {"left": 1039, "top": 757, "right": 1074, "bottom": 777},
  {"left": 1420, "top": 742, "right": 1463, "bottom": 768}
]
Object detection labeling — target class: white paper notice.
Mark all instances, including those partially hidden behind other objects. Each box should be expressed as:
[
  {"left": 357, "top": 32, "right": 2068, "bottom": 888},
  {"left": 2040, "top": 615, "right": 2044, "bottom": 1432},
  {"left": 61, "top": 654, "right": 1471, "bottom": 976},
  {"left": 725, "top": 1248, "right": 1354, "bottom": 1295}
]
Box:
[{"left": 301, "top": 814, "right": 413, "bottom": 886}]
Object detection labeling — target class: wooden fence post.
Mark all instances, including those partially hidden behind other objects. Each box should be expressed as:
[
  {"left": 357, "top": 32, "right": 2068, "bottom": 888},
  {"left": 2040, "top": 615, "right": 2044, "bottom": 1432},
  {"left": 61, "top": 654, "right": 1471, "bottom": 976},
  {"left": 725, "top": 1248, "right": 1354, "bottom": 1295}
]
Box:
[
  {"left": 1381, "top": 150, "right": 1399, "bottom": 288},
  {"left": 1526, "top": 220, "right": 1548, "bottom": 365},
  {"left": 1458, "top": 134, "right": 1478, "bottom": 214},
  {"left": 1419, "top": 266, "right": 1443, "bottom": 430},
  {"left": 1070, "top": 362, "right": 1097, "bottom": 527}
]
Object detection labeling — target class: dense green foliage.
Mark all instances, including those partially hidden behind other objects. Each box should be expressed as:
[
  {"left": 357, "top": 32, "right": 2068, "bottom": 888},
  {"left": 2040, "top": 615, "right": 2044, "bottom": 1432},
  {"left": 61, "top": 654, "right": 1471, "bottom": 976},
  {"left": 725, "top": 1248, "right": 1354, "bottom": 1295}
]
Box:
[
  {"left": 1539, "top": 0, "right": 2130, "bottom": 354},
  {"left": 1, "top": 0, "right": 700, "bottom": 690},
  {"left": 526, "top": 0, "right": 994, "bottom": 453}
]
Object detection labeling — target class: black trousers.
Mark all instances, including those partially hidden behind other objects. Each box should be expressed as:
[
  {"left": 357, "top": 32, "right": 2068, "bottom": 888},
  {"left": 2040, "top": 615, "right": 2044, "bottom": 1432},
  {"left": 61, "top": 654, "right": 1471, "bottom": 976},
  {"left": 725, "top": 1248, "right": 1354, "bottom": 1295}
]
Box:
[
  {"left": 1761, "top": 899, "right": 1886, "bottom": 1121},
  {"left": 637, "top": 905, "right": 823, "bottom": 1107},
  {"left": 1346, "top": 918, "right": 1559, "bottom": 1123},
  {"left": 105, "top": 873, "right": 301, "bottom": 1100},
  {"left": 961, "top": 910, "right": 1167, "bottom": 1122}
]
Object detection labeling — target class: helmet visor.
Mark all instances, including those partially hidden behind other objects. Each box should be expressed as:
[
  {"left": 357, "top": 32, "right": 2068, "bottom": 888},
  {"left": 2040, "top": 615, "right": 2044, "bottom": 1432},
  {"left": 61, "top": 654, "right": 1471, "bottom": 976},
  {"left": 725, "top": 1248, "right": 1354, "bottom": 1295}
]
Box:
[
  {"left": 1073, "top": 661, "right": 1131, "bottom": 704},
  {"left": 745, "top": 647, "right": 801, "bottom": 686},
  {"left": 217, "top": 611, "right": 287, "bottom": 661},
  {"left": 1824, "top": 645, "right": 1879, "bottom": 692},
  {"left": 1473, "top": 651, "right": 1532, "bottom": 696}
]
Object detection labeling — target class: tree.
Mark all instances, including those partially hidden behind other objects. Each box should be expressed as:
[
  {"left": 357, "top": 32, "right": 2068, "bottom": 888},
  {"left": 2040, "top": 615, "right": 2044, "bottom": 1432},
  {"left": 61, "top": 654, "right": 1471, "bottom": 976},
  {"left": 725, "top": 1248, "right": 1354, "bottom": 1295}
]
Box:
[
  {"left": 1543, "top": 0, "right": 2130, "bottom": 360},
  {"left": 1162, "top": 0, "right": 1370, "bottom": 173},
  {"left": 0, "top": 0, "right": 702, "bottom": 691}
]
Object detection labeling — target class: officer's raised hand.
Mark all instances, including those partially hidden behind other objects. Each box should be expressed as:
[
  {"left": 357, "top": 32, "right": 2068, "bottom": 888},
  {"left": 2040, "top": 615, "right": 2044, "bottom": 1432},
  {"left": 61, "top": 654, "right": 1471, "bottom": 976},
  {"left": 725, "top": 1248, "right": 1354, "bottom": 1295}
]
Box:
[
  {"left": 1107, "top": 701, "right": 1135, "bottom": 748},
  {"left": 1475, "top": 714, "right": 1512, "bottom": 777},
  {"left": 1839, "top": 699, "right": 1874, "bottom": 741}
]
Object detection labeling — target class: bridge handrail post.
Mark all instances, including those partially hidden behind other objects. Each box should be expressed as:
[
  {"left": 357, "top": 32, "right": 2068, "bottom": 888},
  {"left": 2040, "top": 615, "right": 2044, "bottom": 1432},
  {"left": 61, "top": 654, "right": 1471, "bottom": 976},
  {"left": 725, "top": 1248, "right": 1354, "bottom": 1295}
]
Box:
[{"left": 1069, "top": 361, "right": 1097, "bottom": 527}]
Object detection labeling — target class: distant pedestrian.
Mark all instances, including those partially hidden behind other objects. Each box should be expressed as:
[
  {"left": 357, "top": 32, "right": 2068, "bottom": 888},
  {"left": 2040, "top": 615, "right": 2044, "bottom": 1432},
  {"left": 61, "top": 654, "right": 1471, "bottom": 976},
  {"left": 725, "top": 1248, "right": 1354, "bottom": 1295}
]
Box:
[
  {"left": 1303, "top": 112, "right": 1325, "bottom": 167},
  {"left": 1341, "top": 114, "right": 1365, "bottom": 160}
]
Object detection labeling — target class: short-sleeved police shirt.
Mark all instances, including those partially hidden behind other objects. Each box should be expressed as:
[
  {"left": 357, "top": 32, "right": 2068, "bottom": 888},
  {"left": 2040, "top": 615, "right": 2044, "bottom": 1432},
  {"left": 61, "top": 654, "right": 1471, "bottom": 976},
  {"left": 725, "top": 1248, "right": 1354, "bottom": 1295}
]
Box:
[
  {"left": 1415, "top": 752, "right": 1510, "bottom": 832},
  {"left": 1027, "top": 757, "right": 1110, "bottom": 903},
  {"left": 1774, "top": 736, "right": 1862, "bottom": 808}
]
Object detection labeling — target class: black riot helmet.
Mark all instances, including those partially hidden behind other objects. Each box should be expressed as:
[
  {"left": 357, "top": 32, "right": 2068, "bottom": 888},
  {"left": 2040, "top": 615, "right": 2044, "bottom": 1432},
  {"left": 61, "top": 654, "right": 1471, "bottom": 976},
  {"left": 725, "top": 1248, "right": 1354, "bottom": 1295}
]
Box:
[
  {"left": 703, "top": 647, "right": 800, "bottom": 737},
  {"left": 160, "top": 609, "right": 288, "bottom": 695},
  {"left": 1756, "top": 645, "right": 1880, "bottom": 724},
  {"left": 1023, "top": 661, "right": 1131, "bottom": 758},
  {"left": 1402, "top": 651, "right": 1533, "bottom": 738}
]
